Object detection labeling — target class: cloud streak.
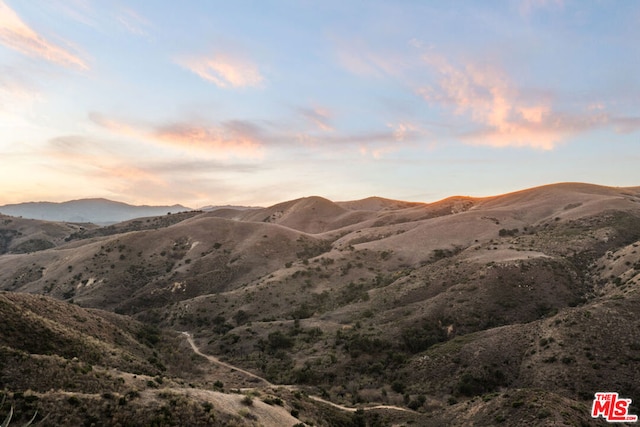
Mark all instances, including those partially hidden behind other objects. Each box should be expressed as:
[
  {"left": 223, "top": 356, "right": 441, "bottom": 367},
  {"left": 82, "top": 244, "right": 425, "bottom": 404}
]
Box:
[
  {"left": 0, "top": 0, "right": 88, "bottom": 69},
  {"left": 177, "top": 53, "right": 264, "bottom": 88},
  {"left": 612, "top": 116, "right": 640, "bottom": 134},
  {"left": 154, "top": 121, "right": 264, "bottom": 158},
  {"left": 334, "top": 39, "right": 408, "bottom": 79},
  {"left": 116, "top": 8, "right": 151, "bottom": 37},
  {"left": 90, "top": 109, "right": 420, "bottom": 160},
  {"left": 298, "top": 107, "right": 333, "bottom": 132},
  {"left": 89, "top": 113, "right": 264, "bottom": 159}
]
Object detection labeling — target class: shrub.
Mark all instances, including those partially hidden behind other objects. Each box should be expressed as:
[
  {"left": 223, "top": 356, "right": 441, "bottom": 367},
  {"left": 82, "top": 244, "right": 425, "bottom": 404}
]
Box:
[
  {"left": 391, "top": 381, "right": 406, "bottom": 394},
  {"left": 408, "top": 395, "right": 426, "bottom": 410},
  {"left": 498, "top": 228, "right": 519, "bottom": 237},
  {"left": 67, "top": 396, "right": 81, "bottom": 406},
  {"left": 400, "top": 321, "right": 447, "bottom": 353},
  {"left": 267, "top": 331, "right": 294, "bottom": 351}
]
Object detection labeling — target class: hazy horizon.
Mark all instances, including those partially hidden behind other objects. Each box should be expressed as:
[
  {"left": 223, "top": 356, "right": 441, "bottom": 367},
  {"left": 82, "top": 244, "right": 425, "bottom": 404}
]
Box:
[
  {"left": 1, "top": 181, "right": 638, "bottom": 211},
  {"left": 1, "top": 1, "right": 639, "bottom": 207}
]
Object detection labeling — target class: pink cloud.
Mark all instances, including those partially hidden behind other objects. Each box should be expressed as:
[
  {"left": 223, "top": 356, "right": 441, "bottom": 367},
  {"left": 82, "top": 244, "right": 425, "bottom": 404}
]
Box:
[
  {"left": 418, "top": 55, "right": 610, "bottom": 150},
  {"left": 154, "top": 122, "right": 264, "bottom": 158},
  {"left": 89, "top": 113, "right": 264, "bottom": 159},
  {"left": 389, "top": 122, "right": 421, "bottom": 143},
  {"left": 177, "top": 53, "right": 264, "bottom": 88},
  {"left": 0, "top": 0, "right": 88, "bottom": 69},
  {"left": 88, "top": 112, "right": 140, "bottom": 137}
]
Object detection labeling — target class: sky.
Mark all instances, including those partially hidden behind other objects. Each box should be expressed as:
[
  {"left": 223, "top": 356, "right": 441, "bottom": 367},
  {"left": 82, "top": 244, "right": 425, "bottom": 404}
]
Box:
[{"left": 0, "top": 0, "right": 639, "bottom": 208}]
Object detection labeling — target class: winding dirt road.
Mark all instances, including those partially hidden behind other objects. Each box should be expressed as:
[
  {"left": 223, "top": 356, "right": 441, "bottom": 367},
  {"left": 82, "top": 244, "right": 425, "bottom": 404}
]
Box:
[
  {"left": 181, "top": 331, "right": 415, "bottom": 414},
  {"left": 182, "top": 331, "right": 273, "bottom": 386}
]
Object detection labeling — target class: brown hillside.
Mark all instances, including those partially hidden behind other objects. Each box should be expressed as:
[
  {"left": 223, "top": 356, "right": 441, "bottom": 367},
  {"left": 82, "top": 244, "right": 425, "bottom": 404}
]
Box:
[
  {"left": 238, "top": 196, "right": 378, "bottom": 234},
  {"left": 336, "top": 196, "right": 425, "bottom": 211},
  {"left": 0, "top": 214, "right": 95, "bottom": 255},
  {"left": 1, "top": 182, "right": 640, "bottom": 425}
]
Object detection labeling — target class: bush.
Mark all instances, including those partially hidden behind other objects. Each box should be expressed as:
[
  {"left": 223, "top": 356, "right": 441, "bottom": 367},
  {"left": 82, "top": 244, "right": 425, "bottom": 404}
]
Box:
[
  {"left": 391, "top": 381, "right": 406, "bottom": 394},
  {"left": 267, "top": 331, "right": 294, "bottom": 351},
  {"left": 456, "top": 368, "right": 507, "bottom": 397},
  {"left": 408, "top": 395, "right": 426, "bottom": 410},
  {"left": 67, "top": 396, "right": 81, "bottom": 406},
  {"left": 400, "top": 321, "right": 447, "bottom": 353},
  {"left": 498, "top": 228, "right": 519, "bottom": 237}
]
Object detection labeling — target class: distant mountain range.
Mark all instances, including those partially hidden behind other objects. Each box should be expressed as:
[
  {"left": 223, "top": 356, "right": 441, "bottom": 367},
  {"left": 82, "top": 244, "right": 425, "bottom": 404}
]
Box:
[{"left": 0, "top": 198, "right": 193, "bottom": 225}]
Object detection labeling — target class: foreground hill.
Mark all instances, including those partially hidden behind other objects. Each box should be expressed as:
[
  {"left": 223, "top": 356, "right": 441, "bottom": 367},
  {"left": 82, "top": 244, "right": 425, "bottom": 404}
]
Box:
[
  {"left": 0, "top": 292, "right": 338, "bottom": 426},
  {"left": 1, "top": 182, "right": 639, "bottom": 425}
]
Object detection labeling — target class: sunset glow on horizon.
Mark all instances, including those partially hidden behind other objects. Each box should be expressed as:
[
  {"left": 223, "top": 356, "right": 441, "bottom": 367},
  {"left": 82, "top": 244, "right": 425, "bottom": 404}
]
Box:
[{"left": 1, "top": 1, "right": 638, "bottom": 208}]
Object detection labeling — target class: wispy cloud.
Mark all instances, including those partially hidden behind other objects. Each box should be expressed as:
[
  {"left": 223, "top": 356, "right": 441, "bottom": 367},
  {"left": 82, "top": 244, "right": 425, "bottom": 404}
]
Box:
[
  {"left": 47, "top": 0, "right": 96, "bottom": 28},
  {"left": 88, "top": 112, "right": 140, "bottom": 137},
  {"left": 358, "top": 122, "right": 424, "bottom": 159},
  {"left": 116, "top": 7, "right": 151, "bottom": 37},
  {"left": 418, "top": 54, "right": 609, "bottom": 150},
  {"left": 334, "top": 39, "right": 408, "bottom": 78},
  {"left": 0, "top": 76, "right": 41, "bottom": 122},
  {"left": 154, "top": 121, "right": 264, "bottom": 158},
  {"left": 389, "top": 122, "right": 421, "bottom": 143},
  {"left": 297, "top": 107, "right": 333, "bottom": 132},
  {"left": 612, "top": 116, "right": 640, "bottom": 134},
  {"left": 292, "top": 120, "right": 424, "bottom": 160},
  {"left": 46, "top": 134, "right": 264, "bottom": 206},
  {"left": 45, "top": 1, "right": 151, "bottom": 39},
  {"left": 89, "top": 112, "right": 264, "bottom": 158},
  {"left": 0, "top": 0, "right": 88, "bottom": 69},
  {"left": 177, "top": 53, "right": 264, "bottom": 88}
]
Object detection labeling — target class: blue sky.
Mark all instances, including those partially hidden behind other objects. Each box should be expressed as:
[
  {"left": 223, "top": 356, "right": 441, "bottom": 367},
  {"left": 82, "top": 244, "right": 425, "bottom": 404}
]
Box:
[{"left": 1, "top": 0, "right": 638, "bottom": 207}]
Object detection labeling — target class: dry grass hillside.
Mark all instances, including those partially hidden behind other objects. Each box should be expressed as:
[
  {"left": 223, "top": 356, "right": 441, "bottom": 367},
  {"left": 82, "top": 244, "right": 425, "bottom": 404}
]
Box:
[
  {"left": 0, "top": 215, "right": 96, "bottom": 255},
  {"left": 1, "top": 182, "right": 640, "bottom": 425},
  {"left": 0, "top": 292, "right": 337, "bottom": 426}
]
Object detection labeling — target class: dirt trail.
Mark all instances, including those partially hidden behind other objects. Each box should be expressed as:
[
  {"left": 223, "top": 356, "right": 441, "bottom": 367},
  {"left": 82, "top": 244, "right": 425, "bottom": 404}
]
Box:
[
  {"left": 181, "top": 331, "right": 415, "bottom": 414},
  {"left": 182, "top": 332, "right": 273, "bottom": 386}
]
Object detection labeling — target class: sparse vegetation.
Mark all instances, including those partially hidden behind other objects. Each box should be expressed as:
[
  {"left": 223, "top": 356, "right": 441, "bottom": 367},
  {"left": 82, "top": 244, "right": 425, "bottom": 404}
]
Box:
[{"left": 1, "top": 184, "right": 640, "bottom": 425}]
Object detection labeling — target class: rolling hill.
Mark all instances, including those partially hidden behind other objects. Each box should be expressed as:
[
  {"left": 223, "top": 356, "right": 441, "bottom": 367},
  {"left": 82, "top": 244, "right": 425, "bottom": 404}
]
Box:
[{"left": 1, "top": 182, "right": 639, "bottom": 425}]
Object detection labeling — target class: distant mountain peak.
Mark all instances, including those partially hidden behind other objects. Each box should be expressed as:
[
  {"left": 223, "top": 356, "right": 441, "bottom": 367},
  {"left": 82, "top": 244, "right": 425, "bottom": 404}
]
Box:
[{"left": 0, "top": 198, "right": 192, "bottom": 225}]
